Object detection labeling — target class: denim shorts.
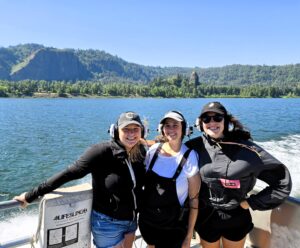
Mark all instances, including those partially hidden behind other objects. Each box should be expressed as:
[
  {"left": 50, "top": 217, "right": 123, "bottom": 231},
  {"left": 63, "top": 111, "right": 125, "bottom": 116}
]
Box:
[{"left": 91, "top": 210, "right": 137, "bottom": 248}]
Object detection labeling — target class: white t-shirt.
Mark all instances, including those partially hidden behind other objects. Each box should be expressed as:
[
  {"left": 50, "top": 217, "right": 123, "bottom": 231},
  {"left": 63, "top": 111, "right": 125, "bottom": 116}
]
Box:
[{"left": 146, "top": 143, "right": 199, "bottom": 206}]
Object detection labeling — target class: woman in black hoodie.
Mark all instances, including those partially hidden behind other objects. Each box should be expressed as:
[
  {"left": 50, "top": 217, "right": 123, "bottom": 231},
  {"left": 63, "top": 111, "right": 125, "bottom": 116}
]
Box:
[
  {"left": 14, "top": 111, "right": 146, "bottom": 248},
  {"left": 186, "top": 102, "right": 292, "bottom": 248}
]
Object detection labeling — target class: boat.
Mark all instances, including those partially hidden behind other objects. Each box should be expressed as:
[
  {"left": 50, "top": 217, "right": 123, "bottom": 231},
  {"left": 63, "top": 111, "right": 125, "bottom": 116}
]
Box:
[
  {"left": 245, "top": 187, "right": 300, "bottom": 248},
  {"left": 0, "top": 184, "right": 299, "bottom": 248}
]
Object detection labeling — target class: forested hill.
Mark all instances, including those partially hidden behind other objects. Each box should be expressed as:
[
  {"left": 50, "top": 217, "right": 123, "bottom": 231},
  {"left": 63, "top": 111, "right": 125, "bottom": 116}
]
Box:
[
  {"left": 0, "top": 44, "right": 299, "bottom": 85},
  {"left": 0, "top": 44, "right": 190, "bottom": 83}
]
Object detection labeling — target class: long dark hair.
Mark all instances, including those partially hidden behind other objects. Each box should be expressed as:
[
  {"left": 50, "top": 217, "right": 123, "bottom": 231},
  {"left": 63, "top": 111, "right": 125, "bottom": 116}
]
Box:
[{"left": 223, "top": 114, "right": 252, "bottom": 141}]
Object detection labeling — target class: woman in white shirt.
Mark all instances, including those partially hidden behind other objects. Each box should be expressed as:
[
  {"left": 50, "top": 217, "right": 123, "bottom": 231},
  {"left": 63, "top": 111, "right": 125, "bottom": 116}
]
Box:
[{"left": 139, "top": 111, "right": 201, "bottom": 248}]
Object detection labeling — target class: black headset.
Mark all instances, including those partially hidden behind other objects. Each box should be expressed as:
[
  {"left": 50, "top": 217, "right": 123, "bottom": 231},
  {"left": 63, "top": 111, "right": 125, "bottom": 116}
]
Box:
[
  {"left": 158, "top": 110, "right": 193, "bottom": 137},
  {"left": 195, "top": 116, "right": 203, "bottom": 131}
]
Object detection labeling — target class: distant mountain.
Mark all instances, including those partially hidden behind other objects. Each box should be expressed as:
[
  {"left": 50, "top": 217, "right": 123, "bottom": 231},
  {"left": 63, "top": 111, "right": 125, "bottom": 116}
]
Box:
[
  {"left": 10, "top": 48, "right": 91, "bottom": 81},
  {"left": 0, "top": 44, "right": 299, "bottom": 85},
  {"left": 0, "top": 44, "right": 191, "bottom": 82}
]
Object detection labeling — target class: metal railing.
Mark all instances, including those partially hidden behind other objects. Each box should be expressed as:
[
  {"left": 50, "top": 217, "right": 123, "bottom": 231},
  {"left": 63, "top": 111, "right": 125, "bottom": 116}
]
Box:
[
  {"left": 0, "top": 236, "right": 32, "bottom": 248},
  {"left": 0, "top": 200, "right": 26, "bottom": 211}
]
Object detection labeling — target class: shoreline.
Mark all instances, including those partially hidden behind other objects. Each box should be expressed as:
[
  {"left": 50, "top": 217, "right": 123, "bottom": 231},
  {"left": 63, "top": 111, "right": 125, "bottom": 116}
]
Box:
[{"left": 0, "top": 92, "right": 299, "bottom": 99}]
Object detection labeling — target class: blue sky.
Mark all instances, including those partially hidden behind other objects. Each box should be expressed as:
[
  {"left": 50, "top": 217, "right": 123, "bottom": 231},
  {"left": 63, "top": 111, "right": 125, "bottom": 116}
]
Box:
[{"left": 0, "top": 0, "right": 299, "bottom": 67}]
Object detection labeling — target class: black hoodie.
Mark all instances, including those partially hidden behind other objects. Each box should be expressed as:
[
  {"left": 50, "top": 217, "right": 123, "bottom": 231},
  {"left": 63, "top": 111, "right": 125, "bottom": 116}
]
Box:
[
  {"left": 186, "top": 134, "right": 292, "bottom": 211},
  {"left": 25, "top": 140, "right": 146, "bottom": 220}
]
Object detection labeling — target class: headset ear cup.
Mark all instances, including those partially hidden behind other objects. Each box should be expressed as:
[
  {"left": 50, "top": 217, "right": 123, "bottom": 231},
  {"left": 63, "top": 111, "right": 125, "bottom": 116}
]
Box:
[
  {"left": 185, "top": 123, "right": 193, "bottom": 137},
  {"left": 184, "top": 121, "right": 190, "bottom": 137},
  {"left": 109, "top": 123, "right": 119, "bottom": 140},
  {"left": 228, "top": 122, "right": 234, "bottom": 132},
  {"left": 109, "top": 124, "right": 115, "bottom": 139},
  {"left": 140, "top": 120, "right": 148, "bottom": 139},
  {"left": 114, "top": 124, "right": 119, "bottom": 139},
  {"left": 142, "top": 127, "right": 145, "bottom": 139},
  {"left": 140, "top": 125, "right": 144, "bottom": 139},
  {"left": 200, "top": 122, "right": 204, "bottom": 131},
  {"left": 195, "top": 118, "right": 202, "bottom": 131},
  {"left": 157, "top": 123, "right": 163, "bottom": 135},
  {"left": 142, "top": 125, "right": 149, "bottom": 139}
]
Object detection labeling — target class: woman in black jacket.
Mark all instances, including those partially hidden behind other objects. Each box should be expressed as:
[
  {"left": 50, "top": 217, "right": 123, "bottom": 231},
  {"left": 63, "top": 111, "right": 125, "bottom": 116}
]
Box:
[
  {"left": 186, "top": 102, "right": 292, "bottom": 248},
  {"left": 14, "top": 111, "right": 147, "bottom": 248}
]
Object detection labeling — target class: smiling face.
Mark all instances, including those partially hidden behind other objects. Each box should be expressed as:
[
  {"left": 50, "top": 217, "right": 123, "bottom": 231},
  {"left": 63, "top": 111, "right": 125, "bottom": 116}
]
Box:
[
  {"left": 201, "top": 112, "right": 225, "bottom": 139},
  {"left": 118, "top": 124, "right": 142, "bottom": 151},
  {"left": 162, "top": 118, "right": 183, "bottom": 143}
]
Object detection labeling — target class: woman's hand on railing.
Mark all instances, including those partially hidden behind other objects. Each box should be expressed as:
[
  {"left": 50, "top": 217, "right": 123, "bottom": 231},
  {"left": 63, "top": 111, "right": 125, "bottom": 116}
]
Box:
[{"left": 13, "top": 192, "right": 29, "bottom": 208}]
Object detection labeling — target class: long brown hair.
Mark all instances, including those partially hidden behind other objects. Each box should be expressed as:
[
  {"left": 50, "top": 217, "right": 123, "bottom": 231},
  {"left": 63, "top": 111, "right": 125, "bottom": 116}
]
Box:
[{"left": 128, "top": 141, "right": 146, "bottom": 163}]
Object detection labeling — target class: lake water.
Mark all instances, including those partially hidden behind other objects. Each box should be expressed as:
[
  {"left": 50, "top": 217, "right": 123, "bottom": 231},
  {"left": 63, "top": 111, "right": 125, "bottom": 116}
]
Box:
[{"left": 0, "top": 97, "right": 300, "bottom": 242}]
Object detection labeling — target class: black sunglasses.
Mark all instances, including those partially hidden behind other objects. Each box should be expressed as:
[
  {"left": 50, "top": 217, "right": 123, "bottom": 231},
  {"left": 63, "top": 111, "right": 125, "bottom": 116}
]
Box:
[{"left": 201, "top": 114, "right": 224, "bottom": 124}]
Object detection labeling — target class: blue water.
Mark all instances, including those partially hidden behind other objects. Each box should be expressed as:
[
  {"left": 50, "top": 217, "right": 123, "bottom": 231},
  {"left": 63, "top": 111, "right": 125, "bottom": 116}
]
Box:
[{"left": 0, "top": 98, "right": 300, "bottom": 201}]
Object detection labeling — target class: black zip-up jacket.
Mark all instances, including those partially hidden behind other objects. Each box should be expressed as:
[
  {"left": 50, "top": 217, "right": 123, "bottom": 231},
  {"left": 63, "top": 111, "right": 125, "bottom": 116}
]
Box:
[
  {"left": 25, "top": 140, "right": 146, "bottom": 220},
  {"left": 186, "top": 135, "right": 292, "bottom": 211}
]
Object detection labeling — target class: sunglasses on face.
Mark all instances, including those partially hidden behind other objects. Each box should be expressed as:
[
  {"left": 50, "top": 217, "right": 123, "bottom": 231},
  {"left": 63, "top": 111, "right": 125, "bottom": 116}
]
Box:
[{"left": 201, "top": 114, "right": 224, "bottom": 124}]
